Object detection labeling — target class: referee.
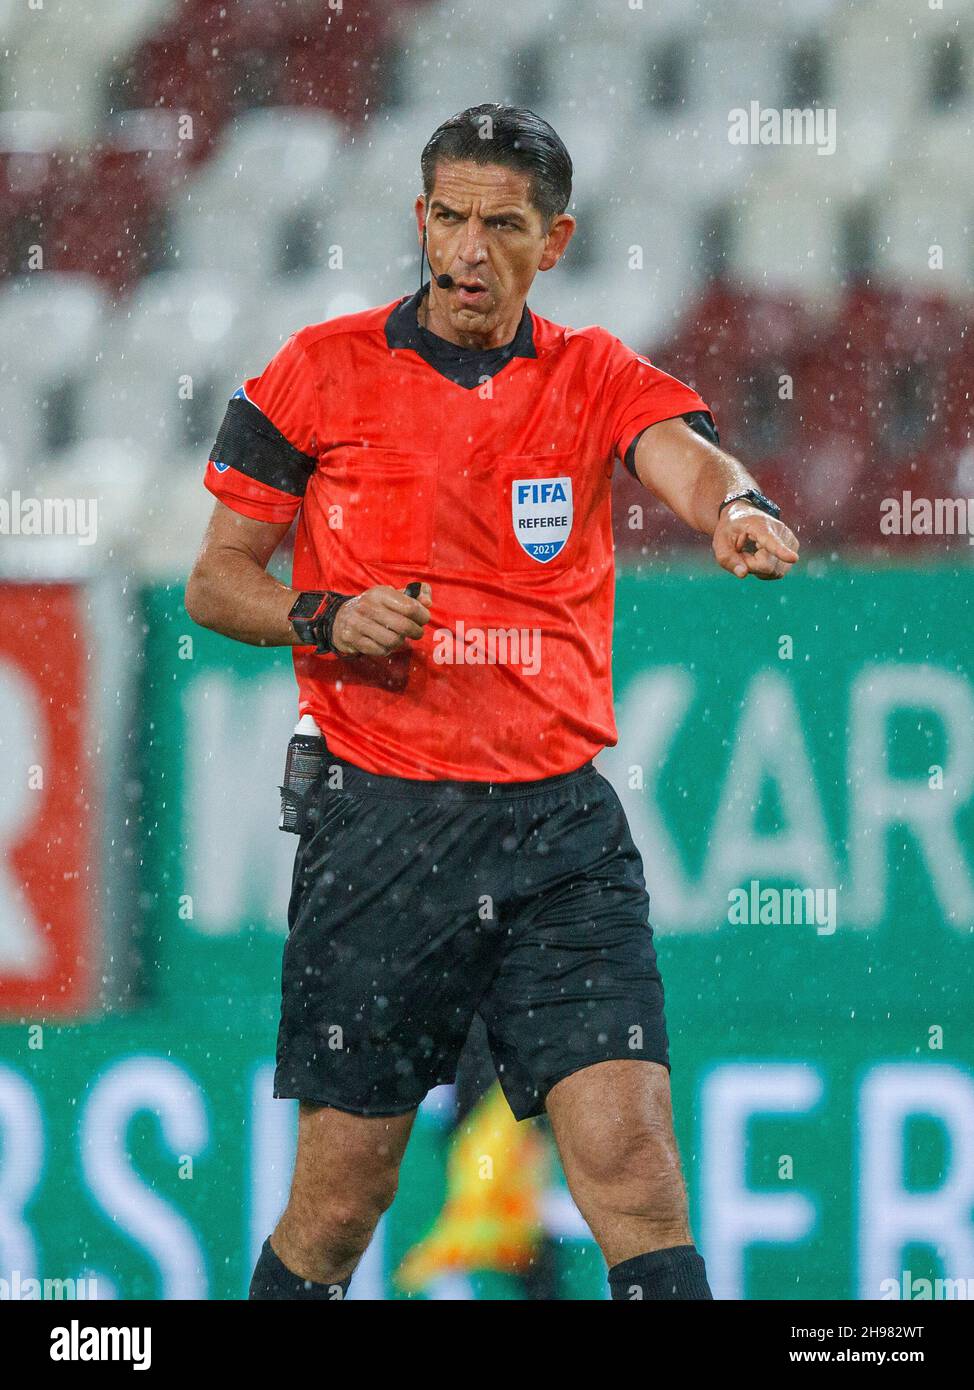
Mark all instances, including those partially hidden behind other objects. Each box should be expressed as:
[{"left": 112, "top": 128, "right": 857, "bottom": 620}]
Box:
[{"left": 185, "top": 104, "right": 799, "bottom": 1302}]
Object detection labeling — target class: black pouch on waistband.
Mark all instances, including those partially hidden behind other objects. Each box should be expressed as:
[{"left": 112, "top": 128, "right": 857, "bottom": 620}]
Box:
[{"left": 278, "top": 733, "right": 327, "bottom": 836}]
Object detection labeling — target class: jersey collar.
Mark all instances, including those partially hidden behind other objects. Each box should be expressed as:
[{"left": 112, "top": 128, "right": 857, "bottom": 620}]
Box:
[{"left": 385, "top": 284, "right": 536, "bottom": 389}]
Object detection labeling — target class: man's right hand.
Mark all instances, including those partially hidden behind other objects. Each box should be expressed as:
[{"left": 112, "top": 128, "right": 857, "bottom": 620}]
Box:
[{"left": 331, "top": 584, "right": 433, "bottom": 658}]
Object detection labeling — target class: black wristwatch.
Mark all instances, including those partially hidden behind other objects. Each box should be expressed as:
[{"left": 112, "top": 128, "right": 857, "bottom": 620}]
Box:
[
  {"left": 718, "top": 488, "right": 781, "bottom": 521},
  {"left": 288, "top": 590, "right": 354, "bottom": 654}
]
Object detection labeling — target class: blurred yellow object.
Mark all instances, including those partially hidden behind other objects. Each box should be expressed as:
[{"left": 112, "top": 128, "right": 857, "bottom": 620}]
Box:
[{"left": 395, "top": 1083, "right": 549, "bottom": 1292}]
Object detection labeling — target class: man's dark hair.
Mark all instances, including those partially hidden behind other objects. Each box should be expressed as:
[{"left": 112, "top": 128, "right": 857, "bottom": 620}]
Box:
[{"left": 420, "top": 103, "right": 573, "bottom": 227}]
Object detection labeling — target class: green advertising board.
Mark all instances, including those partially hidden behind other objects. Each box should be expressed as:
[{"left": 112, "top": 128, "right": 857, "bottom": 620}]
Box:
[{"left": 2, "top": 566, "right": 972, "bottom": 1300}]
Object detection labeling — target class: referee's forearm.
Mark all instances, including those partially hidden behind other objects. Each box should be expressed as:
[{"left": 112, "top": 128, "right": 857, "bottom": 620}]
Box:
[
  {"left": 634, "top": 419, "right": 759, "bottom": 535},
  {"left": 184, "top": 550, "right": 299, "bottom": 647},
  {"left": 685, "top": 447, "right": 758, "bottom": 535}
]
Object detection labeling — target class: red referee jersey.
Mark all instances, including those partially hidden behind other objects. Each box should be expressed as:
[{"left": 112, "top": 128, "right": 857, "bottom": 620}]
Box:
[{"left": 204, "top": 286, "right": 714, "bottom": 780}]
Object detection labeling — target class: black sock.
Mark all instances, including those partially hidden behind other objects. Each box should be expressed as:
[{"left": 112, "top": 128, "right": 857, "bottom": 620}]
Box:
[
  {"left": 608, "top": 1244, "right": 714, "bottom": 1300},
  {"left": 248, "top": 1236, "right": 352, "bottom": 1301}
]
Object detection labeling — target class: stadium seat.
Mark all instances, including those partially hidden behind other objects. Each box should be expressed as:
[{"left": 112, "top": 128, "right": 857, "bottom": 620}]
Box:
[
  {"left": 0, "top": 109, "right": 74, "bottom": 153},
  {"left": 117, "top": 1, "right": 290, "bottom": 115},
  {"left": 0, "top": 0, "right": 29, "bottom": 37},
  {"left": 517, "top": 110, "right": 620, "bottom": 207},
  {"left": 894, "top": 109, "right": 974, "bottom": 208},
  {"left": 558, "top": 2, "right": 696, "bottom": 45},
  {"left": 872, "top": 185, "right": 973, "bottom": 298},
  {"left": 317, "top": 203, "right": 418, "bottom": 305},
  {"left": 536, "top": 37, "right": 656, "bottom": 124},
  {"left": 254, "top": 274, "right": 383, "bottom": 364},
  {"left": 79, "top": 271, "right": 250, "bottom": 459},
  {"left": 840, "top": 287, "right": 969, "bottom": 448},
  {"left": 728, "top": 170, "right": 847, "bottom": 300},
  {"left": 658, "top": 282, "right": 818, "bottom": 464},
  {"left": 610, "top": 120, "right": 760, "bottom": 210},
  {"left": 38, "top": 437, "right": 163, "bottom": 565},
  {"left": 272, "top": 3, "right": 393, "bottom": 126},
  {"left": 830, "top": 3, "right": 928, "bottom": 126},
  {"left": 0, "top": 273, "right": 108, "bottom": 468},
  {"left": 682, "top": 33, "right": 787, "bottom": 123},
  {"left": 2, "top": 0, "right": 177, "bottom": 142},
  {"left": 172, "top": 108, "right": 344, "bottom": 279},
  {"left": 393, "top": 31, "right": 516, "bottom": 116},
  {"left": 136, "top": 447, "right": 218, "bottom": 577},
  {"left": 35, "top": 145, "right": 178, "bottom": 294},
  {"left": 320, "top": 110, "right": 441, "bottom": 292},
  {"left": 399, "top": 0, "right": 572, "bottom": 49},
  {"left": 528, "top": 258, "right": 692, "bottom": 352},
  {"left": 0, "top": 150, "right": 47, "bottom": 277}
]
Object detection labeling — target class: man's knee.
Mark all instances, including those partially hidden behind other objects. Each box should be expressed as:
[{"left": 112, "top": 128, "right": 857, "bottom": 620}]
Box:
[
  {"left": 282, "top": 1157, "right": 400, "bottom": 1270},
  {"left": 274, "top": 1103, "right": 416, "bottom": 1280},
  {"left": 348, "top": 1166, "right": 400, "bottom": 1226},
  {"left": 304, "top": 1162, "right": 400, "bottom": 1251},
  {"left": 571, "top": 1121, "right": 686, "bottom": 1219},
  {"left": 315, "top": 1175, "right": 398, "bottom": 1260}
]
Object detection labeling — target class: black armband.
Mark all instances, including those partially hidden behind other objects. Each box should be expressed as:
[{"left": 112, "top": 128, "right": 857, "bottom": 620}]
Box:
[
  {"left": 288, "top": 590, "right": 355, "bottom": 654},
  {"left": 623, "top": 411, "right": 720, "bottom": 479},
  {"left": 210, "top": 394, "right": 316, "bottom": 496}
]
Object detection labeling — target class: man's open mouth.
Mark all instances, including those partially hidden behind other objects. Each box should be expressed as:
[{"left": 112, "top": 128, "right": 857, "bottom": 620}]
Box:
[{"left": 456, "top": 281, "right": 488, "bottom": 304}]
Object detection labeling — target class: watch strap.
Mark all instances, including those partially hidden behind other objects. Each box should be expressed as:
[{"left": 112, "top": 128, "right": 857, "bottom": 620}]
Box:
[
  {"left": 288, "top": 590, "right": 354, "bottom": 654},
  {"left": 718, "top": 488, "right": 781, "bottom": 521}
]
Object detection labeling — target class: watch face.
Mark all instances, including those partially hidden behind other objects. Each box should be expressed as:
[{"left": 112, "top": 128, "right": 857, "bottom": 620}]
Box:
[{"left": 289, "top": 591, "right": 326, "bottom": 620}]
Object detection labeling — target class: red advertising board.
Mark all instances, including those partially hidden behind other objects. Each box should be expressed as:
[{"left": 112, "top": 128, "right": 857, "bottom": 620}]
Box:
[{"left": 0, "top": 583, "right": 98, "bottom": 1014}]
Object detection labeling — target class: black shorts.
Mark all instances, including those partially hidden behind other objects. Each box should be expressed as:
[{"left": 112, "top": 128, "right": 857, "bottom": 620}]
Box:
[{"left": 274, "top": 753, "right": 670, "bottom": 1121}]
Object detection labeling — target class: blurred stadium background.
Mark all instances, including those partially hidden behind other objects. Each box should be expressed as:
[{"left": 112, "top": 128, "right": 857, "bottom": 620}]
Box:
[{"left": 0, "top": 0, "right": 972, "bottom": 1300}]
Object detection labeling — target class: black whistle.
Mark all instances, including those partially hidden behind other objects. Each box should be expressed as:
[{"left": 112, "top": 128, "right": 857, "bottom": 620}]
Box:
[{"left": 404, "top": 581, "right": 423, "bottom": 598}]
